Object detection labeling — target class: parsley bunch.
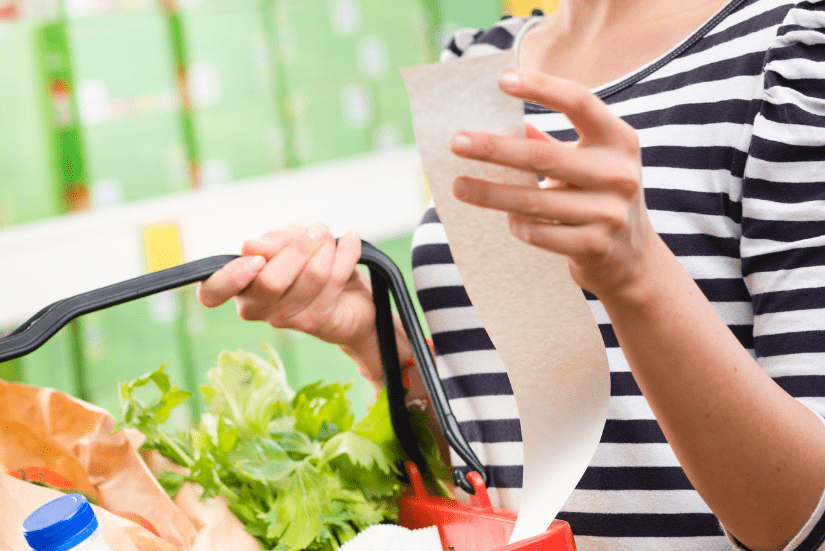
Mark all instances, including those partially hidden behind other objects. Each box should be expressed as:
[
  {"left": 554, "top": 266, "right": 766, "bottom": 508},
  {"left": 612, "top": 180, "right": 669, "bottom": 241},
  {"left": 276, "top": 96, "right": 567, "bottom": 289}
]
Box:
[{"left": 116, "top": 344, "right": 450, "bottom": 551}]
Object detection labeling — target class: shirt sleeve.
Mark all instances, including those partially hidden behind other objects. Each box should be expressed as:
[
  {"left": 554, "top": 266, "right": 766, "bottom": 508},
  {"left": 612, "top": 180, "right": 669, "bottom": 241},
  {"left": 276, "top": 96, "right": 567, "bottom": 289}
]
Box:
[
  {"left": 728, "top": 1, "right": 825, "bottom": 549},
  {"left": 438, "top": 13, "right": 543, "bottom": 62}
]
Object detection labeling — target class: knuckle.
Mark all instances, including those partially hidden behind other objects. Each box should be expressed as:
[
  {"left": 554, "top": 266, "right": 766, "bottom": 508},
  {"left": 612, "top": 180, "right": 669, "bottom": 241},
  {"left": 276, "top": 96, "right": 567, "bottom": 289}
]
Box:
[
  {"left": 196, "top": 283, "right": 217, "bottom": 308},
  {"left": 474, "top": 134, "right": 496, "bottom": 158},
  {"left": 256, "top": 275, "right": 286, "bottom": 297},
  {"left": 292, "top": 312, "right": 321, "bottom": 335},
  {"left": 330, "top": 266, "right": 354, "bottom": 288},
  {"left": 527, "top": 144, "right": 559, "bottom": 173},
  {"left": 606, "top": 160, "right": 640, "bottom": 194},
  {"left": 618, "top": 122, "right": 640, "bottom": 151},
  {"left": 228, "top": 271, "right": 252, "bottom": 293},
  {"left": 515, "top": 192, "right": 544, "bottom": 218},
  {"left": 302, "top": 263, "right": 329, "bottom": 287},
  {"left": 570, "top": 88, "right": 595, "bottom": 114},
  {"left": 236, "top": 302, "right": 259, "bottom": 322},
  {"left": 581, "top": 230, "right": 610, "bottom": 257},
  {"left": 595, "top": 201, "right": 628, "bottom": 228}
]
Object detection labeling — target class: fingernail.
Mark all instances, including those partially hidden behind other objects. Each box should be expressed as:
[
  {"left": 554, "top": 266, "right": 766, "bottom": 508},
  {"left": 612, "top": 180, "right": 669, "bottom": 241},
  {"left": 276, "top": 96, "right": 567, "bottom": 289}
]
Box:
[
  {"left": 453, "top": 179, "right": 468, "bottom": 198},
  {"left": 308, "top": 221, "right": 330, "bottom": 241},
  {"left": 451, "top": 133, "right": 472, "bottom": 153},
  {"left": 345, "top": 230, "right": 360, "bottom": 242},
  {"left": 248, "top": 255, "right": 266, "bottom": 273},
  {"left": 500, "top": 71, "right": 520, "bottom": 88}
]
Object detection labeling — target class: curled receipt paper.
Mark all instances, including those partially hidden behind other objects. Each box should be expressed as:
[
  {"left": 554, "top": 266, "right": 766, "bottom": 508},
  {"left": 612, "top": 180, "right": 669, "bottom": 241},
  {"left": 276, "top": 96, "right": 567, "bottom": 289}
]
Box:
[{"left": 401, "top": 50, "right": 610, "bottom": 544}]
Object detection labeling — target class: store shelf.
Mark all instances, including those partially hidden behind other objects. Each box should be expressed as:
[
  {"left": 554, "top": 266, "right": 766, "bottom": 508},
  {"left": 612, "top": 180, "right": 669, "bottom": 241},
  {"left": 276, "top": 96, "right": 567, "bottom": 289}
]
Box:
[{"left": 0, "top": 146, "right": 427, "bottom": 328}]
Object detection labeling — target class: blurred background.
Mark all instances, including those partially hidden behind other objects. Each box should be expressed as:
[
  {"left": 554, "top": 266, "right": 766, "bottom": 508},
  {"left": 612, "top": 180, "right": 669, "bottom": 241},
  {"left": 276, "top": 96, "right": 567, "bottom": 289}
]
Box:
[{"left": 0, "top": 0, "right": 557, "bottom": 425}]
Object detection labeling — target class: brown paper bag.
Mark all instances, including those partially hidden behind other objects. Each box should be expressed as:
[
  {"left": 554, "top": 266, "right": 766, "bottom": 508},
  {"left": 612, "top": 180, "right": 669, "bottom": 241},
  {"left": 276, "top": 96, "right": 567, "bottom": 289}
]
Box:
[{"left": 0, "top": 379, "right": 261, "bottom": 551}]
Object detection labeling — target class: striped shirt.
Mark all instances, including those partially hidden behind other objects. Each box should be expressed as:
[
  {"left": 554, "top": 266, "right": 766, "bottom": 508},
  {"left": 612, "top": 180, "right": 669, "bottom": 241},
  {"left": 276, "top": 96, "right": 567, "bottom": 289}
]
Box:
[{"left": 409, "top": 1, "right": 825, "bottom": 549}]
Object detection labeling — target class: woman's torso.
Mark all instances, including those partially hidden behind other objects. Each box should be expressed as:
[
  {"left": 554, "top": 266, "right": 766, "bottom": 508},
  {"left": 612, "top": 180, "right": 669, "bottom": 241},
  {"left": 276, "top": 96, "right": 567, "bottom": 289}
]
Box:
[{"left": 410, "top": 0, "right": 819, "bottom": 549}]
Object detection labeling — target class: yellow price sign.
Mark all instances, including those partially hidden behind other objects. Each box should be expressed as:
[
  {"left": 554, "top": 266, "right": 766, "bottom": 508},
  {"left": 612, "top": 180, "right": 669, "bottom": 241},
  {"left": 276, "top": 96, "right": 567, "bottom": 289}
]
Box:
[{"left": 142, "top": 221, "right": 184, "bottom": 273}]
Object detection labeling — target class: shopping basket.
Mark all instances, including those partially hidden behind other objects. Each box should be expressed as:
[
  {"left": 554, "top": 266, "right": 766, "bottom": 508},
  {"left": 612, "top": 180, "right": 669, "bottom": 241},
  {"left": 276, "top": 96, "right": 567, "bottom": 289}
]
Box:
[{"left": 0, "top": 240, "right": 576, "bottom": 551}]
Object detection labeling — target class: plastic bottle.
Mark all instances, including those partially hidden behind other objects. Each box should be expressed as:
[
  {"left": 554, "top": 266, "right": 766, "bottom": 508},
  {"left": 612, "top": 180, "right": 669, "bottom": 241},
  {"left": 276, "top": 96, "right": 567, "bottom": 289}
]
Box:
[{"left": 22, "top": 493, "right": 115, "bottom": 551}]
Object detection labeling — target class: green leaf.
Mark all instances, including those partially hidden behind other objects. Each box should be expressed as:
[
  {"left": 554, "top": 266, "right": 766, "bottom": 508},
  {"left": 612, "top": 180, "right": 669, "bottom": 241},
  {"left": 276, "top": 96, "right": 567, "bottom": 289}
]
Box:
[
  {"left": 156, "top": 470, "right": 187, "bottom": 499},
  {"left": 273, "top": 430, "right": 319, "bottom": 458},
  {"left": 292, "top": 381, "right": 354, "bottom": 440},
  {"left": 265, "top": 460, "right": 326, "bottom": 551},
  {"left": 320, "top": 432, "right": 391, "bottom": 473},
  {"left": 114, "top": 364, "right": 194, "bottom": 468},
  {"left": 217, "top": 417, "right": 239, "bottom": 453},
  {"left": 232, "top": 439, "right": 298, "bottom": 483},
  {"left": 353, "top": 389, "right": 404, "bottom": 458},
  {"left": 202, "top": 347, "right": 295, "bottom": 435}
]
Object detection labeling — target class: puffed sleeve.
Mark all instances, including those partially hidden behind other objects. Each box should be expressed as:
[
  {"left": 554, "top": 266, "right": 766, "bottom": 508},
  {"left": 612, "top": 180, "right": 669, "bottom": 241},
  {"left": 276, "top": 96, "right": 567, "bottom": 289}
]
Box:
[
  {"left": 729, "top": 1, "right": 825, "bottom": 549},
  {"left": 438, "top": 12, "right": 545, "bottom": 62}
]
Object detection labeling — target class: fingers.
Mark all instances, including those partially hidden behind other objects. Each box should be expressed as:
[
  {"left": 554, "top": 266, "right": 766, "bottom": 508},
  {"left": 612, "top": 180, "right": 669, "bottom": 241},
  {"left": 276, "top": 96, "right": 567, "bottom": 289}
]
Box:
[
  {"left": 327, "top": 230, "right": 362, "bottom": 292},
  {"left": 451, "top": 130, "right": 640, "bottom": 194},
  {"left": 198, "top": 221, "right": 328, "bottom": 310},
  {"left": 264, "top": 226, "right": 338, "bottom": 318},
  {"left": 197, "top": 254, "right": 267, "bottom": 308},
  {"left": 508, "top": 212, "right": 614, "bottom": 259},
  {"left": 454, "top": 177, "right": 629, "bottom": 227},
  {"left": 236, "top": 224, "right": 330, "bottom": 318},
  {"left": 500, "top": 70, "right": 638, "bottom": 150},
  {"left": 242, "top": 222, "right": 328, "bottom": 260}
]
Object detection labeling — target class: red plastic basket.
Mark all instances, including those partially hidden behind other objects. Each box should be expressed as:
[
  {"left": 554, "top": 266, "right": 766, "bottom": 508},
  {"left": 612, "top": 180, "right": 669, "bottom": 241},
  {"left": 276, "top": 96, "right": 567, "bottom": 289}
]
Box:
[{"left": 398, "top": 462, "right": 577, "bottom": 551}]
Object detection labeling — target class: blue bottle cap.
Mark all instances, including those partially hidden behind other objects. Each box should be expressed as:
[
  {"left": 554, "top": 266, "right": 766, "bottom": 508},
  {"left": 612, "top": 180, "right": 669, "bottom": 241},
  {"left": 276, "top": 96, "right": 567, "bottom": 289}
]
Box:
[{"left": 22, "top": 494, "right": 99, "bottom": 551}]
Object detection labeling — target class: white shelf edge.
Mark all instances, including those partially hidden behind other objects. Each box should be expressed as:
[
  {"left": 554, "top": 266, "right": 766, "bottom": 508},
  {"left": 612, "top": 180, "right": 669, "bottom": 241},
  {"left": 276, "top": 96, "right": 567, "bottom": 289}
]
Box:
[{"left": 0, "top": 146, "right": 427, "bottom": 328}]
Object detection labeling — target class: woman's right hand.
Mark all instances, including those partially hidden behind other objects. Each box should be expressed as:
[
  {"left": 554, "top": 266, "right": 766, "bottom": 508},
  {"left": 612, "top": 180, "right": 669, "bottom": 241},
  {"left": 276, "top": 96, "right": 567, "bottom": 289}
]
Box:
[{"left": 196, "top": 221, "right": 376, "bottom": 349}]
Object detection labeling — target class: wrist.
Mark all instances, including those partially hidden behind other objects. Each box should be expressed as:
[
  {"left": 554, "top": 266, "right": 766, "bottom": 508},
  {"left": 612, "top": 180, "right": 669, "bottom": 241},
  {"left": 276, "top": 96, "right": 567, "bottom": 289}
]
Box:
[
  {"left": 337, "top": 314, "right": 415, "bottom": 387},
  {"left": 594, "top": 233, "right": 674, "bottom": 309},
  {"left": 338, "top": 326, "right": 383, "bottom": 383}
]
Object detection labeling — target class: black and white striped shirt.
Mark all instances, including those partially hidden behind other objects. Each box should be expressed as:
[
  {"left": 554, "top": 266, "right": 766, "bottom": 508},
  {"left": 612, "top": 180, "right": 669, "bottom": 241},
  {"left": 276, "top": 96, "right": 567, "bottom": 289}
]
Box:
[{"left": 410, "top": 1, "right": 825, "bottom": 549}]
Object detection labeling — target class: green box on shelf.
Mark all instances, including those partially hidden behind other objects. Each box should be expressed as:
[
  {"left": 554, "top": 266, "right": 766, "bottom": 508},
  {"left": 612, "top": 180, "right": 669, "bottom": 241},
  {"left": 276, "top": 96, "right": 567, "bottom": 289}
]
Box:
[
  {"left": 82, "top": 111, "right": 189, "bottom": 205},
  {"left": 371, "top": 79, "right": 416, "bottom": 150},
  {"left": 66, "top": 9, "right": 179, "bottom": 121},
  {"left": 0, "top": 22, "right": 60, "bottom": 226},
  {"left": 179, "top": 3, "right": 274, "bottom": 107},
  {"left": 0, "top": 21, "right": 86, "bottom": 226},
  {"left": 21, "top": 325, "right": 80, "bottom": 397},
  {"left": 0, "top": 325, "right": 24, "bottom": 384},
  {"left": 191, "top": 97, "right": 287, "bottom": 186},
  {"left": 358, "top": 0, "right": 434, "bottom": 82},
  {"left": 286, "top": 77, "right": 376, "bottom": 166},
  {"left": 269, "top": 0, "right": 362, "bottom": 87},
  {"left": 0, "top": 323, "right": 79, "bottom": 397},
  {"left": 60, "top": 0, "right": 158, "bottom": 20},
  {"left": 64, "top": 9, "right": 189, "bottom": 203},
  {"left": 173, "top": 0, "right": 258, "bottom": 14}
]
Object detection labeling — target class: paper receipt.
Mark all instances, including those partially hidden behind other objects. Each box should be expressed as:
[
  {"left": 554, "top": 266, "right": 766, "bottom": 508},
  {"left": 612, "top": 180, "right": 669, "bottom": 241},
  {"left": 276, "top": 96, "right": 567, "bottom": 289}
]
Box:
[{"left": 401, "top": 50, "right": 610, "bottom": 544}]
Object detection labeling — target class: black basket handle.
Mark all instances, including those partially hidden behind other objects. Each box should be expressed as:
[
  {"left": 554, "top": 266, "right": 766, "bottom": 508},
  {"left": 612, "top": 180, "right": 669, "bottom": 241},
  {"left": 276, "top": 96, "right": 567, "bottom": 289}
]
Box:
[
  {"left": 0, "top": 241, "right": 486, "bottom": 493},
  {"left": 357, "top": 240, "right": 486, "bottom": 493}
]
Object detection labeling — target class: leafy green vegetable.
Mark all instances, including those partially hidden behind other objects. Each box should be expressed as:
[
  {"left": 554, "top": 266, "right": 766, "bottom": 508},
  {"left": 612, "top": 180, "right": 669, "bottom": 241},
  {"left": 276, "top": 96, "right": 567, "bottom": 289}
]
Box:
[
  {"left": 200, "top": 344, "right": 294, "bottom": 435},
  {"left": 116, "top": 345, "right": 451, "bottom": 551}
]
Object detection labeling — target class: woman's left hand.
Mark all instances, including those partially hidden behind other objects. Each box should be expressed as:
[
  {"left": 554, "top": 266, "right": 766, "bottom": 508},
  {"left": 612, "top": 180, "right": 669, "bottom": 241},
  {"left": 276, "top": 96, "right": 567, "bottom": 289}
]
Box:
[{"left": 450, "top": 69, "right": 656, "bottom": 300}]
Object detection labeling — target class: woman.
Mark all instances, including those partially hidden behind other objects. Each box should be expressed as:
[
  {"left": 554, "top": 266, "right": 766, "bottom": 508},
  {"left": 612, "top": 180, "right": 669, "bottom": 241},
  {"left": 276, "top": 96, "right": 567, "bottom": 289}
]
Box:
[{"left": 197, "top": 0, "right": 825, "bottom": 549}]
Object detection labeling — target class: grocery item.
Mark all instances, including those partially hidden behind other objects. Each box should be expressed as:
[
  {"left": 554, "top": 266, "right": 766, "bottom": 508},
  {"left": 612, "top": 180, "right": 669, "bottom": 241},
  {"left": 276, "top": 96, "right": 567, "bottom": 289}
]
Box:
[{"left": 22, "top": 494, "right": 115, "bottom": 551}]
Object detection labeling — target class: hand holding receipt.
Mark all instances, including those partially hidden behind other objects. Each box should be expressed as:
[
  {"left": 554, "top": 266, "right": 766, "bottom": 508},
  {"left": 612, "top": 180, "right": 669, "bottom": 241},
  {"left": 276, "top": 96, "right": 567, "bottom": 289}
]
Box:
[{"left": 402, "top": 49, "right": 610, "bottom": 545}]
